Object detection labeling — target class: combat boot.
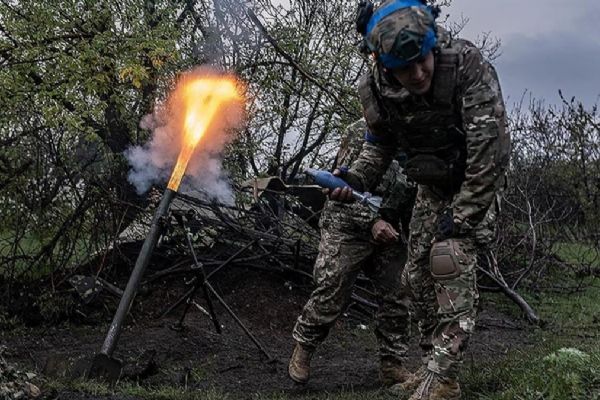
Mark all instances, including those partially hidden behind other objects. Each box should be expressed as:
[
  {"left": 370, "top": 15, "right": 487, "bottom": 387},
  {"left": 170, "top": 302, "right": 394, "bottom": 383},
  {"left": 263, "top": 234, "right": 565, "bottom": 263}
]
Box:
[
  {"left": 408, "top": 371, "right": 461, "bottom": 400},
  {"left": 379, "top": 357, "right": 413, "bottom": 386},
  {"left": 288, "top": 343, "right": 314, "bottom": 384},
  {"left": 388, "top": 365, "right": 427, "bottom": 395}
]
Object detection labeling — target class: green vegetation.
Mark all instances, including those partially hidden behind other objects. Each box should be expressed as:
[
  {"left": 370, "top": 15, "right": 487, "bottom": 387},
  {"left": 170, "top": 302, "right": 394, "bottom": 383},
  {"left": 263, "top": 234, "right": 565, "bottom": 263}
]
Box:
[
  {"left": 462, "top": 281, "right": 600, "bottom": 399},
  {"left": 255, "top": 390, "right": 392, "bottom": 399},
  {"left": 553, "top": 242, "right": 600, "bottom": 269},
  {"left": 45, "top": 380, "right": 231, "bottom": 400},
  {"left": 45, "top": 379, "right": 397, "bottom": 400},
  {"left": 464, "top": 346, "right": 600, "bottom": 400},
  {"left": 0, "top": 233, "right": 89, "bottom": 280}
]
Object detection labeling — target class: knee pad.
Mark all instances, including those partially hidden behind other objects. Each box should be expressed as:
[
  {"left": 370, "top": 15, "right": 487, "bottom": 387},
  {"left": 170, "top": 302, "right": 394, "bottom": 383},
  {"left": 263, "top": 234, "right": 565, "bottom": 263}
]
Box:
[{"left": 430, "top": 239, "right": 461, "bottom": 280}]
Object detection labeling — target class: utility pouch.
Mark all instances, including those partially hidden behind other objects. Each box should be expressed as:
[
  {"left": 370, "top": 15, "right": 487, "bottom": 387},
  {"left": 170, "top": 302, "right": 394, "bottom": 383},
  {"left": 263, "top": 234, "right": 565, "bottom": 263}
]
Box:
[
  {"left": 430, "top": 239, "right": 461, "bottom": 280},
  {"left": 405, "top": 154, "right": 450, "bottom": 187}
]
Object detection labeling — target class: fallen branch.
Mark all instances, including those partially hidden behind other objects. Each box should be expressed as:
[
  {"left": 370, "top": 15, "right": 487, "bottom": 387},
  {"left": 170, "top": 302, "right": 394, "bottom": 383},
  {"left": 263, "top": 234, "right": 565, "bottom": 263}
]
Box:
[{"left": 479, "top": 251, "right": 540, "bottom": 325}]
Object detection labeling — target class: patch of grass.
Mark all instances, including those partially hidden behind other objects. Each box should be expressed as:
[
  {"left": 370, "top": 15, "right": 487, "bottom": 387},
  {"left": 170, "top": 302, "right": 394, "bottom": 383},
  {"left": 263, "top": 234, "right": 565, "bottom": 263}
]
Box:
[
  {"left": 45, "top": 379, "right": 231, "bottom": 400},
  {"left": 0, "top": 229, "right": 95, "bottom": 279},
  {"left": 465, "top": 281, "right": 600, "bottom": 399},
  {"left": 253, "top": 389, "right": 393, "bottom": 400},
  {"left": 463, "top": 346, "right": 600, "bottom": 400},
  {"left": 532, "top": 280, "right": 600, "bottom": 334},
  {"left": 0, "top": 230, "right": 40, "bottom": 277},
  {"left": 45, "top": 384, "right": 384, "bottom": 400},
  {"left": 44, "top": 377, "right": 396, "bottom": 400},
  {"left": 482, "top": 276, "right": 600, "bottom": 333},
  {"left": 121, "top": 384, "right": 228, "bottom": 399},
  {"left": 190, "top": 354, "right": 217, "bottom": 382},
  {"left": 45, "top": 378, "right": 113, "bottom": 397},
  {"left": 553, "top": 242, "right": 600, "bottom": 268},
  {"left": 481, "top": 292, "right": 525, "bottom": 320}
]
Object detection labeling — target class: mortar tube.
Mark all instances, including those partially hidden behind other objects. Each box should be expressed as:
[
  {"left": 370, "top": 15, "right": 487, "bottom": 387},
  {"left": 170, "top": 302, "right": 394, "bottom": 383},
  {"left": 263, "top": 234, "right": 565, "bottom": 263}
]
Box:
[{"left": 99, "top": 188, "right": 176, "bottom": 356}]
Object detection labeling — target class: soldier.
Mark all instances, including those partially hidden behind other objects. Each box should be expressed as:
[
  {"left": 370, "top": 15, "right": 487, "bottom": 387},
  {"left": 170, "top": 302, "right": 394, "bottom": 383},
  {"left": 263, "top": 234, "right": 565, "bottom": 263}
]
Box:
[
  {"left": 288, "top": 119, "right": 424, "bottom": 386},
  {"left": 330, "top": 1, "right": 511, "bottom": 399}
]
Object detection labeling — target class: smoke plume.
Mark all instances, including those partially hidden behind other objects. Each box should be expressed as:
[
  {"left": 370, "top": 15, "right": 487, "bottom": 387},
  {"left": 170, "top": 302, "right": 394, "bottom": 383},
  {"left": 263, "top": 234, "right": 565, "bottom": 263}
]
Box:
[{"left": 125, "top": 66, "right": 245, "bottom": 205}]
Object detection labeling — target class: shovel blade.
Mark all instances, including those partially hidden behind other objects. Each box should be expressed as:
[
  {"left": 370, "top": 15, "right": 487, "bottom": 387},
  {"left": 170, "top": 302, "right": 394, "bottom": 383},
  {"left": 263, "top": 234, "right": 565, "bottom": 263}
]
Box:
[{"left": 87, "top": 353, "right": 122, "bottom": 383}]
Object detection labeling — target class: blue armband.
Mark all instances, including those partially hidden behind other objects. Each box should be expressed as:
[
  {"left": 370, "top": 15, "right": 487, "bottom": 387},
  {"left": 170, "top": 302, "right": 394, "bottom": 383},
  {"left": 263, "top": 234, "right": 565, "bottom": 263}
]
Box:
[{"left": 364, "top": 131, "right": 388, "bottom": 144}]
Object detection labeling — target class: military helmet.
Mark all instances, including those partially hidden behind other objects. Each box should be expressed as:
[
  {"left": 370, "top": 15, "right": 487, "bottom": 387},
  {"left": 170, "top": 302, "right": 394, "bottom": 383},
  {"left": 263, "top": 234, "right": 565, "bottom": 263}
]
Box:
[{"left": 358, "top": 0, "right": 438, "bottom": 69}]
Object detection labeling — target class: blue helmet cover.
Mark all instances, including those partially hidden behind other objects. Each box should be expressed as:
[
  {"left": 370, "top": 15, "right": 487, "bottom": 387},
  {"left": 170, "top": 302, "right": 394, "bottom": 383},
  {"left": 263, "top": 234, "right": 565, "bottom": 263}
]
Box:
[{"left": 366, "top": 0, "right": 437, "bottom": 69}]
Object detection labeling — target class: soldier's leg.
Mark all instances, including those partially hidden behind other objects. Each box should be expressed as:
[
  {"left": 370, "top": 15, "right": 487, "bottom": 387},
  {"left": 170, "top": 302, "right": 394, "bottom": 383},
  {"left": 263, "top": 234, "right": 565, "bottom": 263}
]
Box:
[
  {"left": 367, "top": 241, "right": 414, "bottom": 386},
  {"left": 289, "top": 203, "right": 375, "bottom": 383},
  {"left": 406, "top": 202, "right": 498, "bottom": 398},
  {"left": 404, "top": 186, "right": 443, "bottom": 365},
  {"left": 427, "top": 237, "right": 479, "bottom": 379},
  {"left": 292, "top": 227, "right": 373, "bottom": 349},
  {"left": 389, "top": 187, "right": 443, "bottom": 394},
  {"left": 427, "top": 200, "right": 498, "bottom": 379},
  {"left": 367, "top": 242, "right": 411, "bottom": 363},
  {"left": 399, "top": 268, "right": 437, "bottom": 364}
]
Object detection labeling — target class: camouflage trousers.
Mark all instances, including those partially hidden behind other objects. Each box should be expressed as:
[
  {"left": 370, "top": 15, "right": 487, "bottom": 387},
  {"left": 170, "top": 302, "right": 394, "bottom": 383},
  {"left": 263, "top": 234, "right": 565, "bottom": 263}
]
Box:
[
  {"left": 293, "top": 202, "right": 421, "bottom": 362},
  {"left": 405, "top": 185, "right": 497, "bottom": 379}
]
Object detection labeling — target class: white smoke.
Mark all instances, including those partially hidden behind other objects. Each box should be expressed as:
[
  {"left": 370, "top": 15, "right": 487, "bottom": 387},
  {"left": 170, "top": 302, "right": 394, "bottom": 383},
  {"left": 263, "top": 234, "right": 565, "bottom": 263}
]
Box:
[
  {"left": 125, "top": 113, "right": 176, "bottom": 195},
  {"left": 184, "top": 155, "right": 235, "bottom": 205},
  {"left": 125, "top": 67, "right": 244, "bottom": 206}
]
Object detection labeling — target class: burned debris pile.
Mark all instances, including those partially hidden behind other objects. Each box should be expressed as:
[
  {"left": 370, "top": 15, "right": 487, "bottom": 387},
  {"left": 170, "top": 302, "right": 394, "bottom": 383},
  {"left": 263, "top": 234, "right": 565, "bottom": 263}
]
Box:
[{"left": 65, "top": 181, "right": 379, "bottom": 327}]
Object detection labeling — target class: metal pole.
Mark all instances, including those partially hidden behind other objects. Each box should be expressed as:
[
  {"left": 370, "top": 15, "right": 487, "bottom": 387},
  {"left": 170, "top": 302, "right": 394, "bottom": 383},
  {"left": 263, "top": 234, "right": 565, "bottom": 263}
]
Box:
[
  {"left": 184, "top": 232, "right": 222, "bottom": 333},
  {"left": 100, "top": 188, "right": 176, "bottom": 356},
  {"left": 204, "top": 281, "right": 273, "bottom": 361}
]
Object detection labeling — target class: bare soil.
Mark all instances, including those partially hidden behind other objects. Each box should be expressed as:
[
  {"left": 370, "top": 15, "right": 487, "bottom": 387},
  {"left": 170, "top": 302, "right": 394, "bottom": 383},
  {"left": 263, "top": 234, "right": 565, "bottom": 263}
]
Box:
[{"left": 0, "top": 267, "right": 533, "bottom": 399}]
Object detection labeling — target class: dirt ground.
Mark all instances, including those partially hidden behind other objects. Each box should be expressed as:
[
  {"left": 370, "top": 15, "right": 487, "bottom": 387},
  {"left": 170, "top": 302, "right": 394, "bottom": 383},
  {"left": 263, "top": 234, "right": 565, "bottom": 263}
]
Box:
[{"left": 0, "top": 267, "right": 533, "bottom": 398}]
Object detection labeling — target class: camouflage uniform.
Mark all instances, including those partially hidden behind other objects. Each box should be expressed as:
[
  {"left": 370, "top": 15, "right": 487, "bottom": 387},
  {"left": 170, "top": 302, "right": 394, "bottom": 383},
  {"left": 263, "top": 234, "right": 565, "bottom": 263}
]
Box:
[
  {"left": 347, "top": 27, "right": 510, "bottom": 380},
  {"left": 292, "top": 119, "right": 422, "bottom": 363}
]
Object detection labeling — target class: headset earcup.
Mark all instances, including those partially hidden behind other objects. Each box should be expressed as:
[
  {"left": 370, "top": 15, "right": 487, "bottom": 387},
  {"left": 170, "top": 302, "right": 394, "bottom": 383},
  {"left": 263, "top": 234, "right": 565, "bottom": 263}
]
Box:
[{"left": 356, "top": 1, "right": 374, "bottom": 35}]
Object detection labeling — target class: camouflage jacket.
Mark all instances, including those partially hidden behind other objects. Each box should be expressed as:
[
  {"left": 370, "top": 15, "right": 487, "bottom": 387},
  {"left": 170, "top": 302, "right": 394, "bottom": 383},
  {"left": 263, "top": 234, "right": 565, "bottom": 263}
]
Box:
[
  {"left": 322, "top": 119, "right": 415, "bottom": 238},
  {"left": 348, "top": 31, "right": 510, "bottom": 234}
]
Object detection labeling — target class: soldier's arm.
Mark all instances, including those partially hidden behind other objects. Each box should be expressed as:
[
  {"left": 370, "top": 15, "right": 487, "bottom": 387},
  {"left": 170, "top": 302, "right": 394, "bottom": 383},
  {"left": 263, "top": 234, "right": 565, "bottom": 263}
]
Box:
[
  {"left": 451, "top": 44, "right": 511, "bottom": 233},
  {"left": 368, "top": 170, "right": 405, "bottom": 242},
  {"left": 346, "top": 137, "right": 396, "bottom": 193},
  {"left": 370, "top": 174, "right": 415, "bottom": 243},
  {"left": 334, "top": 119, "right": 368, "bottom": 169},
  {"left": 345, "top": 70, "right": 401, "bottom": 193}
]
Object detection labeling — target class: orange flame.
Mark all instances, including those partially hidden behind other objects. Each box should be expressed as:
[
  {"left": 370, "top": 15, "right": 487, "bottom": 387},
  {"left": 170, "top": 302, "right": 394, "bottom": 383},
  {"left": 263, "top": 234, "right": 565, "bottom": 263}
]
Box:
[{"left": 167, "top": 75, "right": 244, "bottom": 191}]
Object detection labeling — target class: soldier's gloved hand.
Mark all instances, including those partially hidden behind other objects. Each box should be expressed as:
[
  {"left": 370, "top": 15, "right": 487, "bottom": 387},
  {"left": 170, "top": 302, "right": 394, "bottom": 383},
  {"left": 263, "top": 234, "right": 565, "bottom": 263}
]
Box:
[
  {"left": 436, "top": 208, "right": 458, "bottom": 240},
  {"left": 371, "top": 219, "right": 399, "bottom": 244},
  {"left": 326, "top": 167, "right": 355, "bottom": 203}
]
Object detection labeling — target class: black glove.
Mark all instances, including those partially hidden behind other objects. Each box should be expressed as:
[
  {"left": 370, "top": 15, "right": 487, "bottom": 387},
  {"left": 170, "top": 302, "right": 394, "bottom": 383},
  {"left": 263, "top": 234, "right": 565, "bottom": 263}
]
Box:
[{"left": 436, "top": 209, "right": 458, "bottom": 240}]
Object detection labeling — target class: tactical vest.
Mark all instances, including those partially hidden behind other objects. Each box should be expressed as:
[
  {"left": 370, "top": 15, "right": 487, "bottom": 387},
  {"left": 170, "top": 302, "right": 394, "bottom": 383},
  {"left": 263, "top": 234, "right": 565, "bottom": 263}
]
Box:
[{"left": 358, "top": 45, "right": 467, "bottom": 194}]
